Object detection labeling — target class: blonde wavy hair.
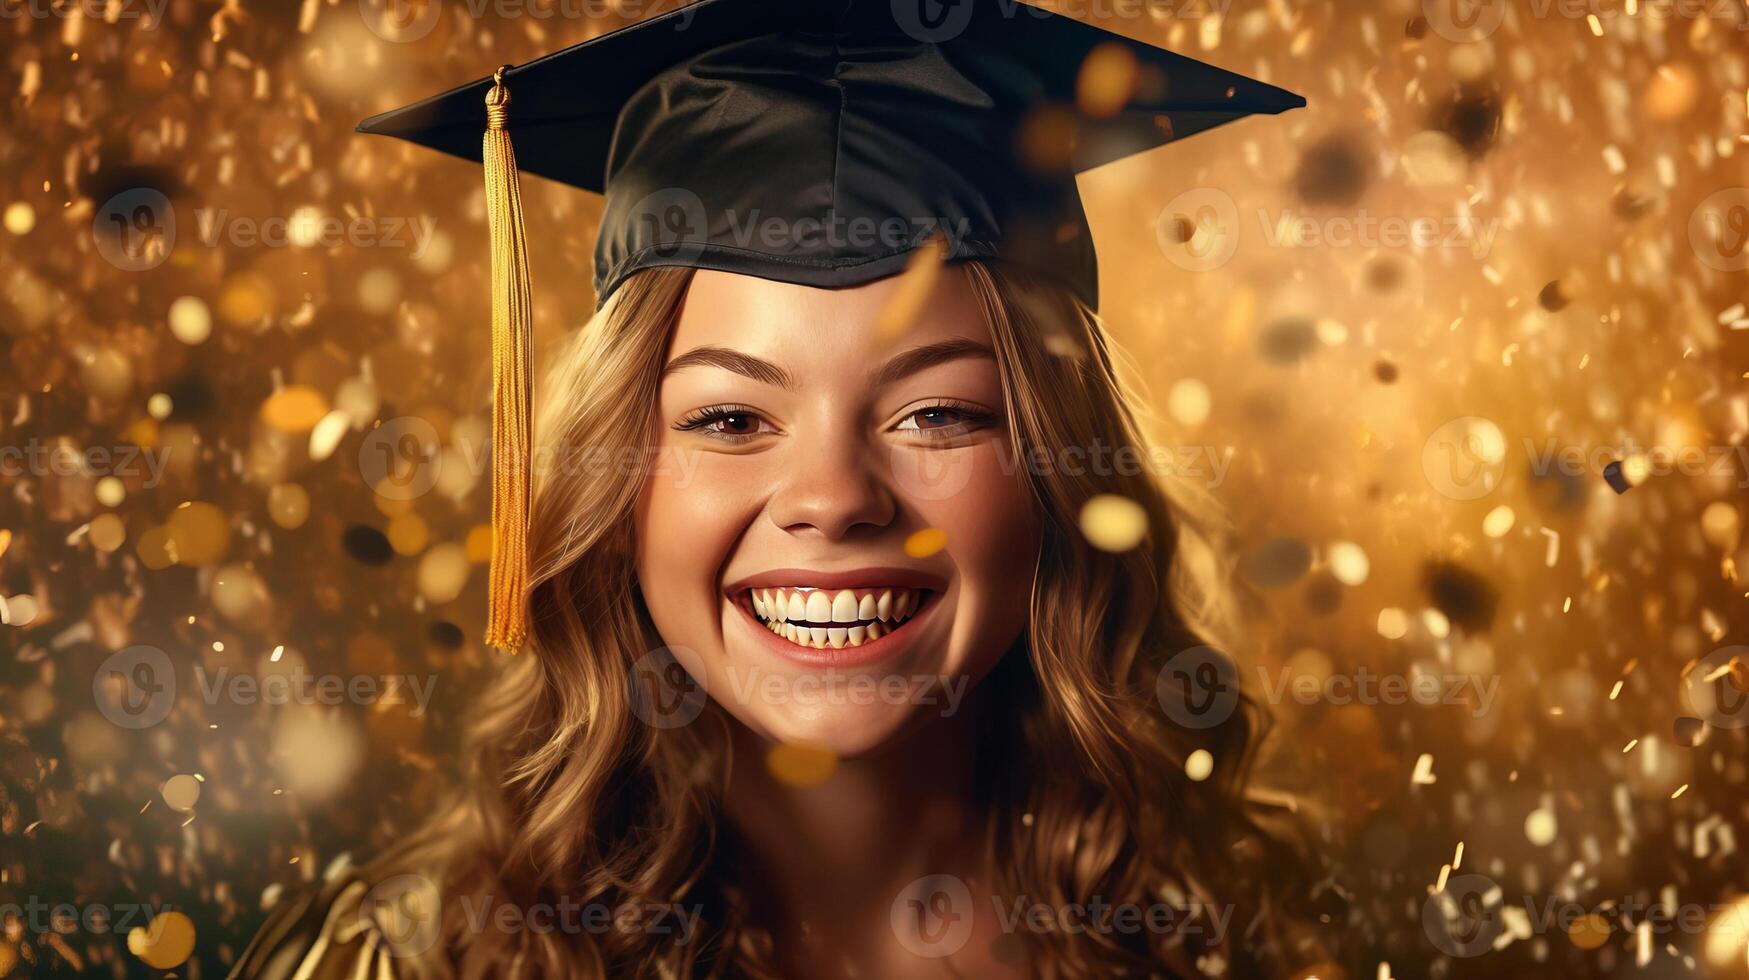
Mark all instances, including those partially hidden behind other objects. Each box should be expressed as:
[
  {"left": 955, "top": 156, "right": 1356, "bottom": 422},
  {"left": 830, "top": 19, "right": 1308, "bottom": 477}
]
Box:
[{"left": 375, "top": 260, "right": 1317, "bottom": 978}]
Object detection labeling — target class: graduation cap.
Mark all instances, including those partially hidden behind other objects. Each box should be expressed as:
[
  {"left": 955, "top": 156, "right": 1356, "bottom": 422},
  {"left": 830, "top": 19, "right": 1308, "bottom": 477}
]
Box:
[{"left": 357, "top": 0, "right": 1304, "bottom": 650}]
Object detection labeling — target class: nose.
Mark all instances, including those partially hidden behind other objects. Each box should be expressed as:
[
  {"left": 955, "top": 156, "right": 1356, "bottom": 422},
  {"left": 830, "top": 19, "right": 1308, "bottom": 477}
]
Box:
[{"left": 767, "top": 431, "right": 897, "bottom": 540}]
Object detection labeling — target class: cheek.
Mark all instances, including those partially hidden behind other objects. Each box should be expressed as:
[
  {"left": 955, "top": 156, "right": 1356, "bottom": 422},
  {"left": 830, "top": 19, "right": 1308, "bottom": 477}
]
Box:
[
  {"left": 906, "top": 442, "right": 1039, "bottom": 647},
  {"left": 634, "top": 448, "right": 763, "bottom": 639}
]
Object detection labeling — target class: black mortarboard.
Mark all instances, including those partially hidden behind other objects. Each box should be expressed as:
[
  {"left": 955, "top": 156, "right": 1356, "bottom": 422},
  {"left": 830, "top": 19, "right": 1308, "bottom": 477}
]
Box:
[{"left": 356, "top": 0, "right": 1303, "bottom": 650}]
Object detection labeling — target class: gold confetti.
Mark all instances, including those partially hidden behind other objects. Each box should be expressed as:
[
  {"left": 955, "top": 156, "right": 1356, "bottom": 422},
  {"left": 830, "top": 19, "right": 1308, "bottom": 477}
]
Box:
[
  {"left": 1184, "top": 748, "right": 1215, "bottom": 782},
  {"left": 127, "top": 911, "right": 196, "bottom": 970},
  {"left": 903, "top": 527, "right": 948, "bottom": 559},
  {"left": 874, "top": 234, "right": 947, "bottom": 343},
  {"left": 766, "top": 744, "right": 837, "bottom": 787},
  {"left": 260, "top": 385, "right": 330, "bottom": 433},
  {"left": 1078, "top": 494, "right": 1148, "bottom": 552}
]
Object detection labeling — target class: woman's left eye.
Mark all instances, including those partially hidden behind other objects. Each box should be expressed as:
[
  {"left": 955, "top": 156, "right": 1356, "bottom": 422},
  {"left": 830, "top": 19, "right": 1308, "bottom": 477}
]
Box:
[{"left": 893, "top": 403, "right": 996, "bottom": 438}]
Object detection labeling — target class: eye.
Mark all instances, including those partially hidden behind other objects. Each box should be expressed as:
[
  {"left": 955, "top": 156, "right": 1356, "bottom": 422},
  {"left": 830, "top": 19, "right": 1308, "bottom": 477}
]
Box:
[
  {"left": 892, "top": 401, "right": 998, "bottom": 440},
  {"left": 673, "top": 404, "right": 780, "bottom": 442}
]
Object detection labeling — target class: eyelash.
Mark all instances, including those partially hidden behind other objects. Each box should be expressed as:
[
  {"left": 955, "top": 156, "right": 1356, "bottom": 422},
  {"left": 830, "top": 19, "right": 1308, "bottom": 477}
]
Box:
[
  {"left": 891, "top": 399, "right": 997, "bottom": 439},
  {"left": 672, "top": 404, "right": 771, "bottom": 441},
  {"left": 671, "top": 401, "right": 997, "bottom": 442}
]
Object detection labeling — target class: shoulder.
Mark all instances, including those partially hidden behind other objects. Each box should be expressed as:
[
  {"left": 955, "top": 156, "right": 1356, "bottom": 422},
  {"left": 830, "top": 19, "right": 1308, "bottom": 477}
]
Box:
[{"left": 228, "top": 867, "right": 441, "bottom": 979}]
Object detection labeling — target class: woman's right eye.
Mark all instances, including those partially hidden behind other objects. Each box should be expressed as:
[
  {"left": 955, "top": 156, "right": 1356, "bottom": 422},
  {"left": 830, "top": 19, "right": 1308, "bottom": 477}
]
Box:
[{"left": 672, "top": 405, "right": 779, "bottom": 441}]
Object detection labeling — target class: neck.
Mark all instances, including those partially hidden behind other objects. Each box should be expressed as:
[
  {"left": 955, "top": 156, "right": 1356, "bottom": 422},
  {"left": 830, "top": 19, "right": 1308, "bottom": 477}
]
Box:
[{"left": 720, "top": 694, "right": 989, "bottom": 953}]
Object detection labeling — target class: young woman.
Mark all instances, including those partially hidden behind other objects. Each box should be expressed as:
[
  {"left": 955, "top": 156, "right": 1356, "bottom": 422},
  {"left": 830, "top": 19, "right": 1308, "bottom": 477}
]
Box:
[
  {"left": 234, "top": 2, "right": 1317, "bottom": 976},
  {"left": 231, "top": 257, "right": 1320, "bottom": 978}
]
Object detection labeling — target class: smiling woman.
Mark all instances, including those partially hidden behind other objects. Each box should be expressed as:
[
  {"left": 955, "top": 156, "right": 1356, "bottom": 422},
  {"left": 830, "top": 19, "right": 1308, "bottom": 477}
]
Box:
[
  {"left": 228, "top": 0, "right": 1319, "bottom": 976},
  {"left": 230, "top": 259, "right": 1325, "bottom": 978}
]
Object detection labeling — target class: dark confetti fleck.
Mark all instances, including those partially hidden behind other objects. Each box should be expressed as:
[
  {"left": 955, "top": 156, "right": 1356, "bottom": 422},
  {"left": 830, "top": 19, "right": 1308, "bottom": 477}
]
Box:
[
  {"left": 1258, "top": 316, "right": 1320, "bottom": 365},
  {"left": 1421, "top": 560, "right": 1497, "bottom": 633},
  {"left": 343, "top": 525, "right": 393, "bottom": 566},
  {"left": 1602, "top": 460, "right": 1633, "bottom": 494},
  {"left": 1303, "top": 572, "right": 1343, "bottom": 615},
  {"left": 1294, "top": 133, "right": 1370, "bottom": 206},
  {"left": 1436, "top": 89, "right": 1503, "bottom": 158},
  {"left": 1246, "top": 537, "right": 1312, "bottom": 588},
  {"left": 428, "top": 620, "right": 466, "bottom": 649},
  {"left": 1538, "top": 280, "right": 1571, "bottom": 312}
]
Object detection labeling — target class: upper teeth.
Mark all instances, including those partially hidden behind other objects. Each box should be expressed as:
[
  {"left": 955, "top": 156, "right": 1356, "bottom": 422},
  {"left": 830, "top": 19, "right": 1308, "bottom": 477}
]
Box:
[{"left": 749, "top": 587, "right": 923, "bottom": 649}]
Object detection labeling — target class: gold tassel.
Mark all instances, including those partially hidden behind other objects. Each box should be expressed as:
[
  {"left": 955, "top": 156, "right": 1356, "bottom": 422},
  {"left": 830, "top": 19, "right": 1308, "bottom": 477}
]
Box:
[{"left": 482, "top": 65, "right": 531, "bottom": 652}]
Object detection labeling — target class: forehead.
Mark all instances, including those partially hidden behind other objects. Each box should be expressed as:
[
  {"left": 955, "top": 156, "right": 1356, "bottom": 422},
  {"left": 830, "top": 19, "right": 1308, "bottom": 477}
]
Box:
[{"left": 668, "top": 266, "right": 991, "bottom": 362}]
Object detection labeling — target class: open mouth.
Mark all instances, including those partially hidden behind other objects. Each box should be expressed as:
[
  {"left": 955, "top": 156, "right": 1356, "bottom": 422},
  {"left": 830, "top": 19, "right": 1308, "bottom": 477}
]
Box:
[{"left": 740, "top": 587, "right": 931, "bottom": 650}]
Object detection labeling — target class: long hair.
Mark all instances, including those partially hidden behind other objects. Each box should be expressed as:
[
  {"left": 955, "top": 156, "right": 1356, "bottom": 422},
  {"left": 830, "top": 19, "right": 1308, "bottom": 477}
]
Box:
[{"left": 372, "top": 261, "right": 1319, "bottom": 978}]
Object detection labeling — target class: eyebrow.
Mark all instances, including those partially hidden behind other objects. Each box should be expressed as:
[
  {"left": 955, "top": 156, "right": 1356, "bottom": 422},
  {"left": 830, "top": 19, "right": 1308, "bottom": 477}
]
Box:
[
  {"left": 660, "top": 346, "right": 798, "bottom": 390},
  {"left": 871, "top": 338, "right": 996, "bottom": 389},
  {"left": 659, "top": 338, "right": 996, "bottom": 390}
]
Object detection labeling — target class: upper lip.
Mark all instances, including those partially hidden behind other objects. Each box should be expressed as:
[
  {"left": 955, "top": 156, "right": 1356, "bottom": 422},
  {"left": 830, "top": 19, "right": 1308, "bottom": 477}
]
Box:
[{"left": 723, "top": 566, "right": 948, "bottom": 593}]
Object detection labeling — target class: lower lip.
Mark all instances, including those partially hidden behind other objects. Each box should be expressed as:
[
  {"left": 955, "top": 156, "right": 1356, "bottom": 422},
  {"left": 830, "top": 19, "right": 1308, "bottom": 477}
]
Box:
[{"left": 730, "top": 592, "right": 938, "bottom": 668}]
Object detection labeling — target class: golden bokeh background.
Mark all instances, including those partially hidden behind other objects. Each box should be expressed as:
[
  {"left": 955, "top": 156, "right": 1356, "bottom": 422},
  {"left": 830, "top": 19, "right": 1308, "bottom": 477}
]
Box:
[{"left": 1, "top": 0, "right": 1747, "bottom": 976}]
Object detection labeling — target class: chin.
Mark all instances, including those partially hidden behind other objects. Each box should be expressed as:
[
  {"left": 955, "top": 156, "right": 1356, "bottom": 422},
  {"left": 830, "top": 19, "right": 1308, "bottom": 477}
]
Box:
[{"left": 740, "top": 704, "right": 931, "bottom": 759}]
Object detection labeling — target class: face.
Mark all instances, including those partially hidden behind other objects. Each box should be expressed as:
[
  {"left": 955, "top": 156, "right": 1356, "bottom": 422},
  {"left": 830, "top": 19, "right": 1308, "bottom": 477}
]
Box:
[{"left": 634, "top": 267, "right": 1041, "bottom": 756}]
